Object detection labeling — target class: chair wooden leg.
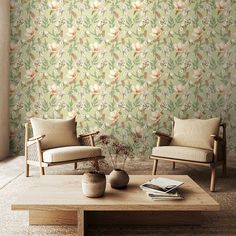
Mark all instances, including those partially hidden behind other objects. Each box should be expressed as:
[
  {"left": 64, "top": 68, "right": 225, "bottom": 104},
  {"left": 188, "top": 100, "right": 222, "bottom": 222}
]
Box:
[
  {"left": 93, "top": 160, "right": 99, "bottom": 171},
  {"left": 25, "top": 163, "right": 29, "bottom": 177},
  {"left": 152, "top": 159, "right": 158, "bottom": 175},
  {"left": 40, "top": 167, "right": 45, "bottom": 176},
  {"left": 222, "top": 160, "right": 227, "bottom": 177},
  {"left": 210, "top": 164, "right": 216, "bottom": 192},
  {"left": 172, "top": 162, "right": 175, "bottom": 170},
  {"left": 74, "top": 162, "right": 77, "bottom": 170}
]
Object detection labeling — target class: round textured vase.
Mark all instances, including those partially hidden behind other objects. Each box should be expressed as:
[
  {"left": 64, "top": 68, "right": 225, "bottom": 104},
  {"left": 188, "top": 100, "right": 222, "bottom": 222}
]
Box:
[
  {"left": 109, "top": 169, "right": 129, "bottom": 189},
  {"left": 82, "top": 171, "right": 106, "bottom": 198}
]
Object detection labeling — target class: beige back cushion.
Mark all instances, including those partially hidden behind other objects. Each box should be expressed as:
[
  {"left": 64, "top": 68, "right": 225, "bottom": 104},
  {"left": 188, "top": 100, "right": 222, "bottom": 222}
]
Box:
[
  {"left": 170, "top": 117, "right": 221, "bottom": 150},
  {"left": 30, "top": 117, "right": 79, "bottom": 149}
]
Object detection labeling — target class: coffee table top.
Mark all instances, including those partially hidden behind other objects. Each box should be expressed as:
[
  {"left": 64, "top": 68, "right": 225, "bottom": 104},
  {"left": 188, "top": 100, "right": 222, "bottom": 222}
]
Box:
[{"left": 12, "top": 175, "right": 219, "bottom": 211}]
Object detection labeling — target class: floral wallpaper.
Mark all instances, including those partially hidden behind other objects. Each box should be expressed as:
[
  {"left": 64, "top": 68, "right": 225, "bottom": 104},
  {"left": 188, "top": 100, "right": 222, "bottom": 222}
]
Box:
[{"left": 9, "top": 0, "right": 236, "bottom": 156}]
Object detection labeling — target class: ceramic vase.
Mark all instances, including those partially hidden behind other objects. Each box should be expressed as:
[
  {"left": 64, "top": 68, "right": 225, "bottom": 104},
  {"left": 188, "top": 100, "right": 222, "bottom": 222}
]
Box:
[
  {"left": 82, "top": 171, "right": 106, "bottom": 198},
  {"left": 109, "top": 169, "right": 129, "bottom": 189}
]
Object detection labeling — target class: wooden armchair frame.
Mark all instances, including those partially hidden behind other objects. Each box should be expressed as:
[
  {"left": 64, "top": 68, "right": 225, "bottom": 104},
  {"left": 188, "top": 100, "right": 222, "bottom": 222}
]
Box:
[
  {"left": 150, "top": 123, "right": 227, "bottom": 192},
  {"left": 24, "top": 123, "right": 104, "bottom": 177}
]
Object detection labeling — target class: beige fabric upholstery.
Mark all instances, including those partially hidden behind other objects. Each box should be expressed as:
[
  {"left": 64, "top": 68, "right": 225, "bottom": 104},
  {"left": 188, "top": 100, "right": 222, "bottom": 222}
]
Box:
[
  {"left": 152, "top": 146, "right": 213, "bottom": 163},
  {"left": 170, "top": 117, "right": 220, "bottom": 150},
  {"left": 31, "top": 117, "right": 79, "bottom": 149},
  {"left": 43, "top": 146, "right": 102, "bottom": 163}
]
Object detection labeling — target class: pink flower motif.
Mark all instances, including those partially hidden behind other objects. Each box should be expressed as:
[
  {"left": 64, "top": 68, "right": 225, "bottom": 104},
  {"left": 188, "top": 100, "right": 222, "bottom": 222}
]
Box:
[
  {"left": 216, "top": 42, "right": 227, "bottom": 53},
  {"left": 151, "top": 111, "right": 161, "bottom": 123},
  {"left": 10, "top": 85, "right": 16, "bottom": 95},
  {"left": 131, "top": 84, "right": 143, "bottom": 95},
  {"left": 109, "top": 69, "right": 119, "bottom": 83},
  {"left": 48, "top": 84, "right": 59, "bottom": 95},
  {"left": 67, "top": 27, "right": 77, "bottom": 40},
  {"left": 174, "top": 84, "right": 185, "bottom": 95},
  {"left": 26, "top": 69, "right": 36, "bottom": 82},
  {"left": 48, "top": 42, "right": 60, "bottom": 53},
  {"left": 91, "top": 1, "right": 102, "bottom": 11},
  {"left": 174, "top": 1, "right": 185, "bottom": 11},
  {"left": 193, "top": 69, "right": 203, "bottom": 81},
  {"left": 174, "top": 42, "right": 185, "bottom": 53},
  {"left": 109, "top": 27, "right": 120, "bottom": 41},
  {"left": 151, "top": 27, "right": 161, "bottom": 39},
  {"left": 9, "top": 42, "right": 16, "bottom": 53},
  {"left": 90, "top": 42, "right": 101, "bottom": 53},
  {"left": 132, "top": 42, "right": 143, "bottom": 53},
  {"left": 216, "top": 1, "right": 227, "bottom": 12},
  {"left": 216, "top": 85, "right": 225, "bottom": 95},
  {"left": 90, "top": 84, "right": 101, "bottom": 95},
  {"left": 151, "top": 69, "right": 161, "bottom": 84},
  {"left": 132, "top": 1, "right": 143, "bottom": 12},
  {"left": 193, "top": 27, "right": 203, "bottom": 40},
  {"left": 25, "top": 27, "right": 36, "bottom": 40},
  {"left": 48, "top": 1, "right": 59, "bottom": 11},
  {"left": 109, "top": 111, "right": 120, "bottom": 124},
  {"left": 68, "top": 110, "right": 77, "bottom": 118},
  {"left": 132, "top": 126, "right": 143, "bottom": 138},
  {"left": 68, "top": 69, "right": 77, "bottom": 83},
  {"left": 151, "top": 69, "right": 161, "bottom": 79}
]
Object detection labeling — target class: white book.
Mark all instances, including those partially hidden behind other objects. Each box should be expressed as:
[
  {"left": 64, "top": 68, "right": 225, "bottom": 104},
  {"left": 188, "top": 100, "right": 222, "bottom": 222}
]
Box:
[
  {"left": 149, "top": 196, "right": 184, "bottom": 201},
  {"left": 147, "top": 191, "right": 184, "bottom": 200},
  {"left": 140, "top": 183, "right": 166, "bottom": 194},
  {"left": 140, "top": 177, "right": 184, "bottom": 198},
  {"left": 150, "top": 177, "right": 184, "bottom": 192}
]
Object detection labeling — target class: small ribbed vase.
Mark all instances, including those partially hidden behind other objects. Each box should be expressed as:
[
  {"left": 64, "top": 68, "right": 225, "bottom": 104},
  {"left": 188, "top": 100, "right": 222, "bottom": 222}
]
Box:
[
  {"left": 109, "top": 169, "right": 129, "bottom": 189},
  {"left": 82, "top": 171, "right": 106, "bottom": 198}
]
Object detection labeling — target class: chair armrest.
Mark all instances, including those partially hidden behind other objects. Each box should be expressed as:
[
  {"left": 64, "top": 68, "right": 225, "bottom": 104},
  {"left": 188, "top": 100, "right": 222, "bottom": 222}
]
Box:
[
  {"left": 79, "top": 131, "right": 100, "bottom": 137},
  {"left": 211, "top": 134, "right": 225, "bottom": 142},
  {"left": 153, "top": 131, "right": 172, "bottom": 146},
  {"left": 79, "top": 131, "right": 100, "bottom": 146},
  {"left": 153, "top": 131, "right": 171, "bottom": 139},
  {"left": 211, "top": 135, "right": 226, "bottom": 162},
  {"left": 29, "top": 135, "right": 45, "bottom": 141}
]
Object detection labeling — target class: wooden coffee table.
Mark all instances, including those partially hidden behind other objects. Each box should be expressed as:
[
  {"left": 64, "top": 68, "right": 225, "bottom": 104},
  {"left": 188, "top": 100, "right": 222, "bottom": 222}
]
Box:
[{"left": 12, "top": 175, "right": 219, "bottom": 236}]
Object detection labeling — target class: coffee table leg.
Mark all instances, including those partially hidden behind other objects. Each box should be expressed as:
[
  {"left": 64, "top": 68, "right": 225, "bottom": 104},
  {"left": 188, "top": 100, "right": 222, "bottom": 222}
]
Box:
[{"left": 77, "top": 209, "right": 85, "bottom": 236}]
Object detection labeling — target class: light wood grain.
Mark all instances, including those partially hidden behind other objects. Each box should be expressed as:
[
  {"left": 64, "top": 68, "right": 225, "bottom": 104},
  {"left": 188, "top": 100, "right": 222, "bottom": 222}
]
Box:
[
  {"left": 12, "top": 175, "right": 219, "bottom": 212},
  {"left": 28, "top": 210, "right": 203, "bottom": 226},
  {"left": 12, "top": 175, "right": 219, "bottom": 234},
  {"left": 29, "top": 210, "right": 77, "bottom": 225},
  {"left": 150, "top": 156, "right": 211, "bottom": 167},
  {"left": 77, "top": 209, "right": 84, "bottom": 236}
]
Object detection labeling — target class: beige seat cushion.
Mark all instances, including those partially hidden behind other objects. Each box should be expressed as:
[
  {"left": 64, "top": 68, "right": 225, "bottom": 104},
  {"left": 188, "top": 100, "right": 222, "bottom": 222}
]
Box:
[
  {"left": 170, "top": 117, "right": 220, "bottom": 150},
  {"left": 43, "top": 146, "right": 102, "bottom": 163},
  {"left": 152, "top": 146, "right": 213, "bottom": 163},
  {"left": 31, "top": 117, "right": 79, "bottom": 149}
]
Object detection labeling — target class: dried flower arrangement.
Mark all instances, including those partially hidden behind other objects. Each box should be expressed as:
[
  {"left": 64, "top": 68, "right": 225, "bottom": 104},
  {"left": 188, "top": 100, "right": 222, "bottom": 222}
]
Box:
[{"left": 97, "top": 134, "right": 133, "bottom": 170}]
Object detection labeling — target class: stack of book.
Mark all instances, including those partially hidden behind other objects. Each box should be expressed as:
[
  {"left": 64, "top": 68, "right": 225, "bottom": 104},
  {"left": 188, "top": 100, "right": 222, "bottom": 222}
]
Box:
[{"left": 140, "top": 177, "right": 184, "bottom": 200}]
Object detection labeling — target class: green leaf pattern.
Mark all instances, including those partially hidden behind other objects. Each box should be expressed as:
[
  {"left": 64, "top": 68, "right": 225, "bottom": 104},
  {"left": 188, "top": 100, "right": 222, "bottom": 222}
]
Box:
[{"left": 9, "top": 0, "right": 236, "bottom": 155}]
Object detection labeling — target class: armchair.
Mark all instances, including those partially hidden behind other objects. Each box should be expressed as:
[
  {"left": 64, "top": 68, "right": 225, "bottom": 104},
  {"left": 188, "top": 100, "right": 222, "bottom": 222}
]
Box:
[
  {"left": 25, "top": 117, "right": 104, "bottom": 176},
  {"left": 150, "top": 117, "right": 226, "bottom": 192}
]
